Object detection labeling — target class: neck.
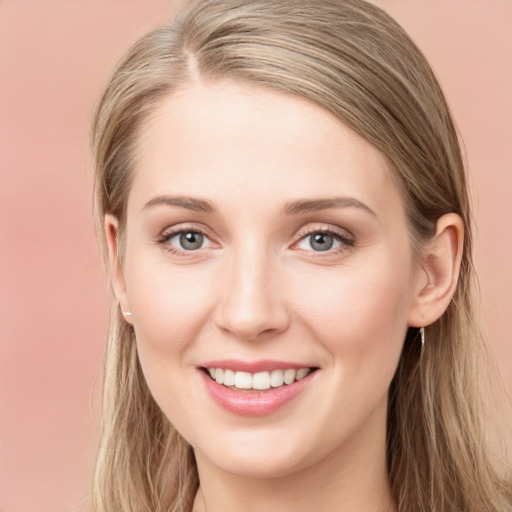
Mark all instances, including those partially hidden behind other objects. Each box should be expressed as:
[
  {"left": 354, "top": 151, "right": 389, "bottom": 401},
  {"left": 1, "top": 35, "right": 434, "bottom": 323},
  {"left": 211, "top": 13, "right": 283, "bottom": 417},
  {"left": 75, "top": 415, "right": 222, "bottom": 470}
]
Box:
[{"left": 192, "top": 403, "right": 396, "bottom": 512}]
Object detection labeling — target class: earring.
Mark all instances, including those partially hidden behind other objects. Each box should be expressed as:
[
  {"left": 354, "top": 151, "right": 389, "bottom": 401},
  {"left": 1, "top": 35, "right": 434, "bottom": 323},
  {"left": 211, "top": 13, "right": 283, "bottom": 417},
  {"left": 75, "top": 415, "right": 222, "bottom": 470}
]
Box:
[
  {"left": 419, "top": 327, "right": 425, "bottom": 352},
  {"left": 122, "top": 311, "right": 132, "bottom": 316}
]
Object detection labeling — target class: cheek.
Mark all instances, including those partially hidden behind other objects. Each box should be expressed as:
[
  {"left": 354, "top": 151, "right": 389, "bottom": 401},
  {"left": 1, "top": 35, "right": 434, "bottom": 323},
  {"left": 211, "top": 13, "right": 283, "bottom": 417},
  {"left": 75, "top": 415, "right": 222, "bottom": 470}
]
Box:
[
  {"left": 123, "top": 257, "right": 218, "bottom": 433},
  {"left": 289, "top": 257, "right": 413, "bottom": 363},
  {"left": 282, "top": 260, "right": 413, "bottom": 446},
  {"left": 125, "top": 254, "right": 216, "bottom": 351},
  {"left": 122, "top": 253, "right": 218, "bottom": 415}
]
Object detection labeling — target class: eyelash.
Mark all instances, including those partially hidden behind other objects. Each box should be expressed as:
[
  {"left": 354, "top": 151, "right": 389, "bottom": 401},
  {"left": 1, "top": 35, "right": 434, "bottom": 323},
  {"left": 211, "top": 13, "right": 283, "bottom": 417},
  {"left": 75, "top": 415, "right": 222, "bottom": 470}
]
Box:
[
  {"left": 293, "top": 226, "right": 355, "bottom": 255},
  {"left": 156, "top": 225, "right": 213, "bottom": 256},
  {"left": 156, "top": 225, "right": 355, "bottom": 256}
]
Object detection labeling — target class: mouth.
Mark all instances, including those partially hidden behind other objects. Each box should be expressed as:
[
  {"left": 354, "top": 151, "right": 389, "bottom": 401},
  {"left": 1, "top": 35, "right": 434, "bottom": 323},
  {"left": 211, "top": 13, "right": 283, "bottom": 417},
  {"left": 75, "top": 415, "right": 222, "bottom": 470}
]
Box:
[
  {"left": 199, "top": 363, "right": 319, "bottom": 417},
  {"left": 202, "top": 366, "right": 317, "bottom": 391}
]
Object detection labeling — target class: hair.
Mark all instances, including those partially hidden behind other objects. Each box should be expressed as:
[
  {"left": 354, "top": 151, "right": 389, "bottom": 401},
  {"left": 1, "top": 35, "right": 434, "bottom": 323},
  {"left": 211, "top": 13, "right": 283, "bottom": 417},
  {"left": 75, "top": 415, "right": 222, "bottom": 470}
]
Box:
[{"left": 90, "top": 0, "right": 512, "bottom": 510}]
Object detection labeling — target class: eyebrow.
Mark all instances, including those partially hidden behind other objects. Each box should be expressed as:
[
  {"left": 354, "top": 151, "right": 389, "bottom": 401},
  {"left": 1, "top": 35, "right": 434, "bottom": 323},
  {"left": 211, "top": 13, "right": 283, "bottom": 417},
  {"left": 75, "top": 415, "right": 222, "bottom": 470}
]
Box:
[
  {"left": 143, "top": 194, "right": 376, "bottom": 217},
  {"left": 143, "top": 195, "right": 217, "bottom": 213},
  {"left": 282, "top": 197, "right": 377, "bottom": 217}
]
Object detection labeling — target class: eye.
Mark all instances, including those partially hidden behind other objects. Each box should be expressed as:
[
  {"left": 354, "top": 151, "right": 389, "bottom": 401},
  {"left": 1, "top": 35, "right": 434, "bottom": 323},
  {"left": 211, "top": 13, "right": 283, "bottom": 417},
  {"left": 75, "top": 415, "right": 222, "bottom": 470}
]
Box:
[
  {"left": 297, "top": 232, "right": 340, "bottom": 252},
  {"left": 295, "top": 229, "right": 353, "bottom": 253},
  {"left": 160, "top": 229, "right": 213, "bottom": 252}
]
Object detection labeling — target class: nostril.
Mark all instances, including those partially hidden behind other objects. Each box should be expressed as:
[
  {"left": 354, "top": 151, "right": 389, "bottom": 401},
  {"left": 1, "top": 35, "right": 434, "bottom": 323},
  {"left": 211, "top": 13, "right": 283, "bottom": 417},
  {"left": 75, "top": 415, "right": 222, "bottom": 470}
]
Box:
[{"left": 213, "top": 278, "right": 291, "bottom": 341}]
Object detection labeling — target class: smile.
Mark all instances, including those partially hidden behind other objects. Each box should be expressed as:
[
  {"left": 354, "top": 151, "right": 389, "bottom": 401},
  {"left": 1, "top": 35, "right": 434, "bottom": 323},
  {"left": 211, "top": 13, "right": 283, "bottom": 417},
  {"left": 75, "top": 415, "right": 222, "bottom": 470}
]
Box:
[
  {"left": 206, "top": 367, "right": 312, "bottom": 390},
  {"left": 199, "top": 362, "right": 318, "bottom": 417}
]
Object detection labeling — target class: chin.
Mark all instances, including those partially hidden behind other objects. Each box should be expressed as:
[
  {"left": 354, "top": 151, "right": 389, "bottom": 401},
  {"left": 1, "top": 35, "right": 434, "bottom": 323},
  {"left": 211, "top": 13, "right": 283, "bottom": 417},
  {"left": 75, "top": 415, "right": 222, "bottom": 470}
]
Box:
[{"left": 192, "top": 425, "right": 330, "bottom": 480}]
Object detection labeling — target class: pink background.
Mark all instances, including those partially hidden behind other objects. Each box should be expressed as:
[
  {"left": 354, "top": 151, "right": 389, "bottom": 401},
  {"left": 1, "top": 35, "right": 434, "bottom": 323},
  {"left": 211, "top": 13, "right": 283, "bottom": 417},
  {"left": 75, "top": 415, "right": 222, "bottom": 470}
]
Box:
[{"left": 0, "top": 1, "right": 510, "bottom": 511}]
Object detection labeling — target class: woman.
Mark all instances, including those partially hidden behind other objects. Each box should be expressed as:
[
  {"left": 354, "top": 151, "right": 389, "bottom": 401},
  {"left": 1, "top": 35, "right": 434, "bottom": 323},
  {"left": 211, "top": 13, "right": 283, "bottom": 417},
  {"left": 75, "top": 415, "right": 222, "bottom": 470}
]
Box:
[{"left": 89, "top": 0, "right": 512, "bottom": 510}]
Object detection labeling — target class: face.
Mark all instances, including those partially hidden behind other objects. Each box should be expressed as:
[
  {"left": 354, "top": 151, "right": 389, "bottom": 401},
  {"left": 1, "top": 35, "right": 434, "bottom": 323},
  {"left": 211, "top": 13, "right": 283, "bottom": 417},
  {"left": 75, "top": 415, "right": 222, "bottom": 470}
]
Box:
[{"left": 109, "top": 81, "right": 423, "bottom": 479}]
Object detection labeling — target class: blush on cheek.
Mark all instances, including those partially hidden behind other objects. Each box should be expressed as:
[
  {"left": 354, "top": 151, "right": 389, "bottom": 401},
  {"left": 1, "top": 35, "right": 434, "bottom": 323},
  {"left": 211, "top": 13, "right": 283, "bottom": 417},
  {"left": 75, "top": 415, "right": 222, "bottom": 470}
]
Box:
[
  {"left": 127, "top": 258, "right": 218, "bottom": 351},
  {"left": 295, "top": 269, "right": 411, "bottom": 361}
]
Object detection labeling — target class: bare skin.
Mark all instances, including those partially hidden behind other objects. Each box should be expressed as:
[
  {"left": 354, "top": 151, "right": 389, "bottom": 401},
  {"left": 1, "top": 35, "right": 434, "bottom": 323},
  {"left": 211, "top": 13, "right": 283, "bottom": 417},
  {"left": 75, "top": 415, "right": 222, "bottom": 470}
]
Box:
[{"left": 106, "top": 81, "right": 463, "bottom": 512}]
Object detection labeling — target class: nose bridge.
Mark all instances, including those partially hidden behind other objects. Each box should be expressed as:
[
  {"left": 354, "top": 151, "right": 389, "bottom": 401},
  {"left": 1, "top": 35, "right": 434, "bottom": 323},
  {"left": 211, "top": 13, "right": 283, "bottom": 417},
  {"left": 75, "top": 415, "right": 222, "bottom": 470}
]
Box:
[{"left": 215, "top": 237, "right": 288, "bottom": 340}]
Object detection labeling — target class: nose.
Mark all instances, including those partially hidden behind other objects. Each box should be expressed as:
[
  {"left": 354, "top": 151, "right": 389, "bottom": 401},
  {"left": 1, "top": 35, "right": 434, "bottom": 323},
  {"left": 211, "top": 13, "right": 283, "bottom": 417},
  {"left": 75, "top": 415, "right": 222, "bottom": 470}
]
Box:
[{"left": 213, "top": 245, "right": 290, "bottom": 341}]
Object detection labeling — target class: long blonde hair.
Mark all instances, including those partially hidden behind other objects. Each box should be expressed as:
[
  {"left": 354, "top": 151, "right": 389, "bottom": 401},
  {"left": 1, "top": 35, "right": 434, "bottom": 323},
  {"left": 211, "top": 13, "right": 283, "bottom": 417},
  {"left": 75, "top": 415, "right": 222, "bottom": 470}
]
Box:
[{"left": 90, "top": 0, "right": 512, "bottom": 510}]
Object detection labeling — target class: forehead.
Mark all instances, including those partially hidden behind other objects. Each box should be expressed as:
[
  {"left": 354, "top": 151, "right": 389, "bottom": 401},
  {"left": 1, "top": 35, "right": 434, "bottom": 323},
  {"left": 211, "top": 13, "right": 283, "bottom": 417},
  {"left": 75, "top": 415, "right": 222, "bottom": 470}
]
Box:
[{"left": 128, "top": 81, "right": 404, "bottom": 222}]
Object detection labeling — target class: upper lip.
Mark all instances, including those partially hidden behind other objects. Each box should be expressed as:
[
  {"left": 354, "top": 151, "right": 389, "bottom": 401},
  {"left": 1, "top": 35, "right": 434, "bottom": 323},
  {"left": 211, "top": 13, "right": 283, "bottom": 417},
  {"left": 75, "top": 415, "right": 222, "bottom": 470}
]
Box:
[{"left": 200, "top": 359, "right": 316, "bottom": 373}]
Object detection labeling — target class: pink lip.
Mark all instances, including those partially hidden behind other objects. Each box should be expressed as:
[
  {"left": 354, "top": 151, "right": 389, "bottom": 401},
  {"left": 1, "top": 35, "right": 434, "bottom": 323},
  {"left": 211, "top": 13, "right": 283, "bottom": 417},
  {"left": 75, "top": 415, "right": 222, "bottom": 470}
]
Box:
[
  {"left": 201, "top": 359, "right": 312, "bottom": 373},
  {"left": 199, "top": 367, "right": 317, "bottom": 417}
]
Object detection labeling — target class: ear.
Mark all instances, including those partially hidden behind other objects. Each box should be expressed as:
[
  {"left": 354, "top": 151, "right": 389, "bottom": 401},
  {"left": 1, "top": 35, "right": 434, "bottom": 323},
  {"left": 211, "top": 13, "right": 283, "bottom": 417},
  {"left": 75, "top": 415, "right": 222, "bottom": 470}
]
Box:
[
  {"left": 408, "top": 213, "right": 464, "bottom": 327},
  {"left": 104, "top": 214, "right": 133, "bottom": 325}
]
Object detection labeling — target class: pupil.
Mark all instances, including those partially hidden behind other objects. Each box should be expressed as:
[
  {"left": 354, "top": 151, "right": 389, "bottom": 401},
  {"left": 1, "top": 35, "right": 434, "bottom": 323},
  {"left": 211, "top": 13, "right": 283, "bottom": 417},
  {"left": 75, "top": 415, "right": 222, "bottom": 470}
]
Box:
[
  {"left": 180, "top": 232, "right": 203, "bottom": 250},
  {"left": 311, "top": 233, "right": 333, "bottom": 251}
]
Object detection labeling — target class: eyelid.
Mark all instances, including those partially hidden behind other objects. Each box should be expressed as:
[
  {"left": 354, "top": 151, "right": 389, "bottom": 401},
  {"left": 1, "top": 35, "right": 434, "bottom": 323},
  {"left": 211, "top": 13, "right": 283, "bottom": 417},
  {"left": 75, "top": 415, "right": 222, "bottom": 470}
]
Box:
[
  {"left": 168, "top": 230, "right": 214, "bottom": 248},
  {"left": 291, "top": 223, "right": 355, "bottom": 252},
  {"left": 155, "top": 222, "right": 354, "bottom": 256},
  {"left": 158, "top": 221, "right": 216, "bottom": 239},
  {"left": 156, "top": 222, "right": 219, "bottom": 255},
  {"left": 294, "top": 222, "right": 354, "bottom": 240}
]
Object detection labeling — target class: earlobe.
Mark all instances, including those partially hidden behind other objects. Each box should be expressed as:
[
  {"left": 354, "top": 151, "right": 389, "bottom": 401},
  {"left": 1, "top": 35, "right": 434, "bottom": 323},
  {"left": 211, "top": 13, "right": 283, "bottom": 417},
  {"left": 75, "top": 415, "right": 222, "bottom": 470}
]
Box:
[
  {"left": 408, "top": 213, "right": 464, "bottom": 327},
  {"left": 104, "top": 214, "right": 132, "bottom": 324}
]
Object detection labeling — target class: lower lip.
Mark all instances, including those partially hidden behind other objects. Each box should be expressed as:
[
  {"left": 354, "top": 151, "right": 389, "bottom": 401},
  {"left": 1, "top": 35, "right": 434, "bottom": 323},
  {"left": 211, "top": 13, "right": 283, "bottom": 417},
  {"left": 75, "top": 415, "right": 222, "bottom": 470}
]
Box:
[{"left": 200, "top": 369, "right": 315, "bottom": 417}]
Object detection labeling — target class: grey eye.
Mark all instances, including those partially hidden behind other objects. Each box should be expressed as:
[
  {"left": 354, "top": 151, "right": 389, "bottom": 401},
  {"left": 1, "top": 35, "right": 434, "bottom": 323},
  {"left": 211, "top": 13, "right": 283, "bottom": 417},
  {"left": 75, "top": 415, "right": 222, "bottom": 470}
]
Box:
[
  {"left": 297, "top": 231, "right": 343, "bottom": 252},
  {"left": 179, "top": 231, "right": 204, "bottom": 250},
  {"left": 163, "top": 229, "right": 214, "bottom": 253},
  {"left": 309, "top": 233, "right": 334, "bottom": 251}
]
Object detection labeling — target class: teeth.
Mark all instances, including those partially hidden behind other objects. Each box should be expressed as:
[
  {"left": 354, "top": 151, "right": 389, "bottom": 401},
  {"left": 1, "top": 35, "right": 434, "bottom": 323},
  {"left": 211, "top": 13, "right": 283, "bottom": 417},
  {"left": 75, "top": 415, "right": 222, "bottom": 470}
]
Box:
[
  {"left": 253, "top": 372, "right": 271, "bottom": 390},
  {"left": 206, "top": 367, "right": 312, "bottom": 390},
  {"left": 283, "top": 369, "right": 296, "bottom": 384},
  {"left": 223, "top": 369, "right": 235, "bottom": 386},
  {"left": 270, "top": 369, "right": 284, "bottom": 387},
  {"left": 296, "top": 368, "right": 309, "bottom": 380},
  {"left": 234, "top": 371, "right": 252, "bottom": 389}
]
